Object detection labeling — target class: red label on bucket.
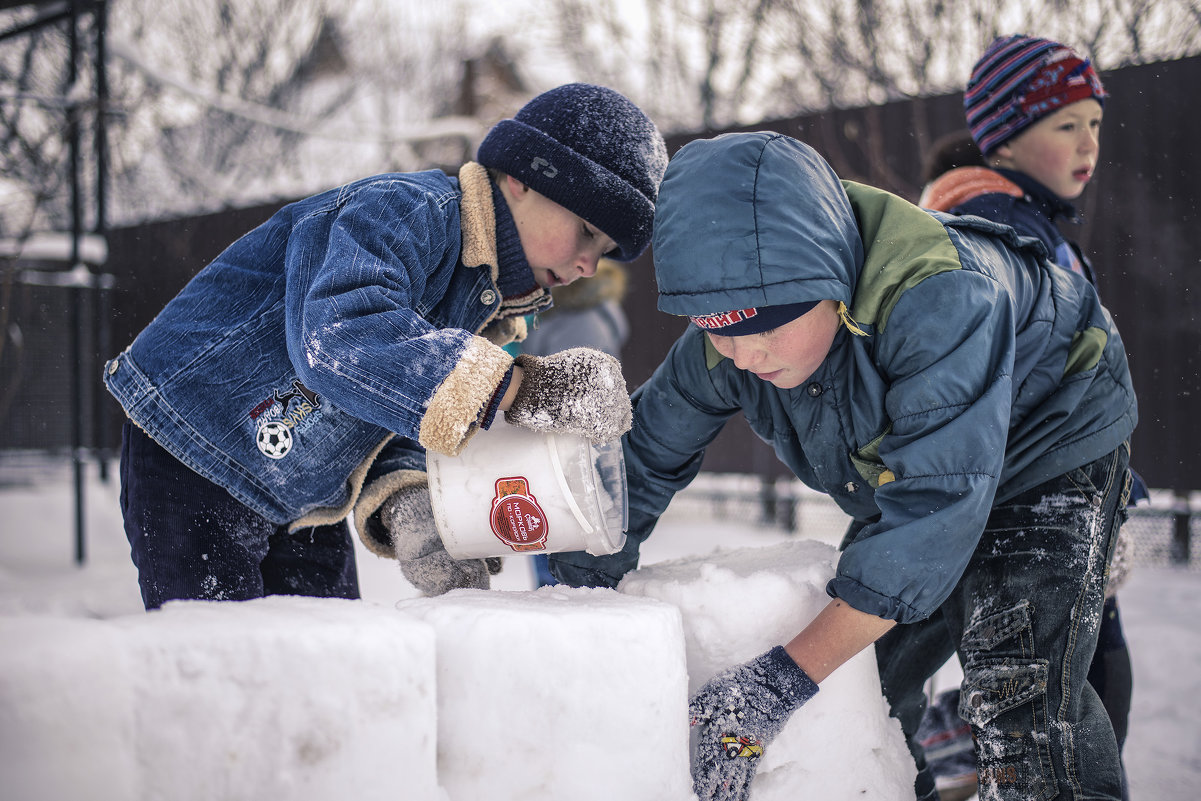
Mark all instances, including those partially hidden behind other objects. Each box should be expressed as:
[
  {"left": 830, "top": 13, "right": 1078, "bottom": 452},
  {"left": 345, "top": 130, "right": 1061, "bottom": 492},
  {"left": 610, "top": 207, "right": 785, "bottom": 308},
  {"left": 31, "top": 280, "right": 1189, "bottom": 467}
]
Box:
[{"left": 490, "top": 476, "right": 549, "bottom": 552}]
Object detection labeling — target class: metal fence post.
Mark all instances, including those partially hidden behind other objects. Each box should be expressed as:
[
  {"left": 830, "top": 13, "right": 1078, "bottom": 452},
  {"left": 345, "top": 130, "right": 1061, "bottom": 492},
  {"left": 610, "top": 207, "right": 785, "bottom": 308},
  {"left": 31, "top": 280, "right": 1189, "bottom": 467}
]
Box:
[
  {"left": 778, "top": 479, "right": 796, "bottom": 533},
  {"left": 759, "top": 474, "right": 777, "bottom": 525},
  {"left": 1171, "top": 491, "right": 1192, "bottom": 565}
]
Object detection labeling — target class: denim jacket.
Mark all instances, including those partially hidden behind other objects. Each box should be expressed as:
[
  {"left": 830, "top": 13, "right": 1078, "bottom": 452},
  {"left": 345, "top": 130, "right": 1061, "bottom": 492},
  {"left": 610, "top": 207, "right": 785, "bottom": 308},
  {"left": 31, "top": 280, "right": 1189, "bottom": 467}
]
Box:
[{"left": 104, "top": 163, "right": 549, "bottom": 533}]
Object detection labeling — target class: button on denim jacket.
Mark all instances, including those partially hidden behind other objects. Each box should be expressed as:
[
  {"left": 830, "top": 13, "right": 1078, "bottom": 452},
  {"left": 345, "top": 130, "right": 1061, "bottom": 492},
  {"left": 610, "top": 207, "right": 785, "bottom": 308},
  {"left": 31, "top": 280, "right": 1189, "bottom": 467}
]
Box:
[{"left": 104, "top": 163, "right": 548, "bottom": 534}]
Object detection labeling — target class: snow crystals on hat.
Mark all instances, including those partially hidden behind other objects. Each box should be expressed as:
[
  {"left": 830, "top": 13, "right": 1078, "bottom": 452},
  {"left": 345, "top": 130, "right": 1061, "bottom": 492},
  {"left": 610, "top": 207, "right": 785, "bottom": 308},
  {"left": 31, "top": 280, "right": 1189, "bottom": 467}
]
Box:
[{"left": 477, "top": 83, "right": 668, "bottom": 262}]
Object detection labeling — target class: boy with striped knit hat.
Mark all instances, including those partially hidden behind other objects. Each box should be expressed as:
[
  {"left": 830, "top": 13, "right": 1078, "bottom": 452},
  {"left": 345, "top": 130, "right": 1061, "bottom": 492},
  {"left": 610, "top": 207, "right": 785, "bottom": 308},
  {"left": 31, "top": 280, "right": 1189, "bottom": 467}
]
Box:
[
  {"left": 919, "top": 34, "right": 1141, "bottom": 800},
  {"left": 934, "top": 34, "right": 1109, "bottom": 277}
]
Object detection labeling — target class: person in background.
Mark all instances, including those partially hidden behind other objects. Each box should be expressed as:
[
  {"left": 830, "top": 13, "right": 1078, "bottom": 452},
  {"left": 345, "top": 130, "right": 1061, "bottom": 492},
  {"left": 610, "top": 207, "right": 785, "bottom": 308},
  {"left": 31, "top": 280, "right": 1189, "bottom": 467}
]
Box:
[
  {"left": 551, "top": 131, "right": 1136, "bottom": 801},
  {"left": 523, "top": 258, "right": 630, "bottom": 360},
  {"left": 916, "top": 35, "right": 1145, "bottom": 799},
  {"left": 104, "top": 83, "right": 667, "bottom": 609},
  {"left": 520, "top": 257, "right": 631, "bottom": 587},
  {"left": 932, "top": 34, "right": 1109, "bottom": 281}
]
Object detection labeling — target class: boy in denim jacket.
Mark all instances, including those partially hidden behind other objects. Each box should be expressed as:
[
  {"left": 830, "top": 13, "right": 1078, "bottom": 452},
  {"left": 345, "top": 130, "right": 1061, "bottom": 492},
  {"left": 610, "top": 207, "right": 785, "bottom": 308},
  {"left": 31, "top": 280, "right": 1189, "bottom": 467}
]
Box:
[{"left": 104, "top": 83, "right": 667, "bottom": 609}]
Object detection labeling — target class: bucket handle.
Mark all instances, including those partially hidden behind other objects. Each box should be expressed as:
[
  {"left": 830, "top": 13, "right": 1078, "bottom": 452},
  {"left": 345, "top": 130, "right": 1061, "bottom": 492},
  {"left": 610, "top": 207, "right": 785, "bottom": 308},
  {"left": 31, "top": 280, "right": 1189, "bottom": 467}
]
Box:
[{"left": 547, "top": 435, "right": 595, "bottom": 536}]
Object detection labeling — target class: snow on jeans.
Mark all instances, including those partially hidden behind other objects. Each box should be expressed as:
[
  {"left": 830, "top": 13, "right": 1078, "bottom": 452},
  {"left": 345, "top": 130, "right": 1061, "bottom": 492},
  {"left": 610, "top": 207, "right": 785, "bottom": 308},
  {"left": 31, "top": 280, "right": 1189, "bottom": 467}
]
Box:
[{"left": 875, "top": 443, "right": 1131, "bottom": 801}]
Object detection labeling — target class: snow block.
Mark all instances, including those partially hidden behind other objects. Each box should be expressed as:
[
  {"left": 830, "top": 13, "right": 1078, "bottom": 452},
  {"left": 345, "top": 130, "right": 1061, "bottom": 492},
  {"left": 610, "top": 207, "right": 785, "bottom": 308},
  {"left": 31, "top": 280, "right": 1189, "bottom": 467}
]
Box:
[
  {"left": 0, "top": 616, "right": 139, "bottom": 801},
  {"left": 400, "top": 587, "right": 694, "bottom": 801},
  {"left": 619, "top": 540, "right": 917, "bottom": 800},
  {"left": 118, "top": 597, "right": 439, "bottom": 801}
]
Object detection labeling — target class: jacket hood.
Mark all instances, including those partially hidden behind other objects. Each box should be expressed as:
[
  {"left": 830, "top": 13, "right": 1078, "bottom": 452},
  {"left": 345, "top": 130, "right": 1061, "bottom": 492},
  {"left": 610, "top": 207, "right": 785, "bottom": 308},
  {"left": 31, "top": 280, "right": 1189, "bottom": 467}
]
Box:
[{"left": 652, "top": 132, "right": 863, "bottom": 318}]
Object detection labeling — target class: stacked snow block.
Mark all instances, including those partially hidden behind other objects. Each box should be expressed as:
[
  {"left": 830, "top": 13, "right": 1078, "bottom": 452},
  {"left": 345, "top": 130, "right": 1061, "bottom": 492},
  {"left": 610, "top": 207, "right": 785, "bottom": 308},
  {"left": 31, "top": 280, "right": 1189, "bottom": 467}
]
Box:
[
  {"left": 0, "top": 616, "right": 139, "bottom": 801},
  {"left": 619, "top": 539, "right": 918, "bottom": 801},
  {"left": 0, "top": 598, "right": 440, "bottom": 801},
  {"left": 399, "top": 587, "right": 695, "bottom": 801}
]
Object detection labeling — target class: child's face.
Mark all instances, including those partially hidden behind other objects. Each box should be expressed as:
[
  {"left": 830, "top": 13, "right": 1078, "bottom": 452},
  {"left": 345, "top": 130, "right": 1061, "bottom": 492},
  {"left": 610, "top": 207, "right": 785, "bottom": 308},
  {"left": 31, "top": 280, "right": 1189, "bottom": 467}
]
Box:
[
  {"left": 704, "top": 300, "right": 840, "bottom": 390},
  {"left": 501, "top": 176, "right": 618, "bottom": 288},
  {"left": 993, "top": 99, "right": 1103, "bottom": 200}
]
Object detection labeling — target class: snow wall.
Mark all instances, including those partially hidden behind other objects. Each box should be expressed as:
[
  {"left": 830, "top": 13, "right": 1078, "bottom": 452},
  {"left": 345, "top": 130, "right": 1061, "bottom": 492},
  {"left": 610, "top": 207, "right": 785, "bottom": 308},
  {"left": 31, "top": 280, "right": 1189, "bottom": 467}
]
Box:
[{"left": 0, "top": 541, "right": 914, "bottom": 800}]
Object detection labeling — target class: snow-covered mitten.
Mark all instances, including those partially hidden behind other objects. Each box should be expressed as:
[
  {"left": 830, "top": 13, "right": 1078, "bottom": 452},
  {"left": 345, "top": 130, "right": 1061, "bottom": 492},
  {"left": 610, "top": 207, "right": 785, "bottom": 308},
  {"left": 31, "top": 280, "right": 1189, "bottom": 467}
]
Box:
[
  {"left": 505, "top": 348, "right": 632, "bottom": 444},
  {"left": 689, "top": 646, "right": 819, "bottom": 801},
  {"left": 380, "top": 483, "right": 501, "bottom": 596}
]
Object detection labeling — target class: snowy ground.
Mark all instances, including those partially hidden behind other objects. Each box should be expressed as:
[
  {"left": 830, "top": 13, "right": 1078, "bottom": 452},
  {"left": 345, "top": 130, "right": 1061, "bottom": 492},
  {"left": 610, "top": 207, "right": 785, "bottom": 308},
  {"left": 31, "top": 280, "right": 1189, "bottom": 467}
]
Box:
[{"left": 1, "top": 455, "right": 1198, "bottom": 798}]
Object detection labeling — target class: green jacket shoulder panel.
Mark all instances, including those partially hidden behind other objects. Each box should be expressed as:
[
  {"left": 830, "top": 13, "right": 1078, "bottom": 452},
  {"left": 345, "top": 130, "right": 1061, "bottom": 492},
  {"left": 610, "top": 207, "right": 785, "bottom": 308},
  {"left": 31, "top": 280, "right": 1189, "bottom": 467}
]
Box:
[{"left": 842, "top": 181, "right": 962, "bottom": 334}]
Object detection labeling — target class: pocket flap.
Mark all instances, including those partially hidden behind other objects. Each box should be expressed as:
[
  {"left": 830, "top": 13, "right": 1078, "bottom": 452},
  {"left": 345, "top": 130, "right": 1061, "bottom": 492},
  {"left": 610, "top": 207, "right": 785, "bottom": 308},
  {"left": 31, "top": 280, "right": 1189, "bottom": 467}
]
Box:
[
  {"left": 959, "top": 659, "right": 1049, "bottom": 726},
  {"left": 962, "top": 601, "right": 1031, "bottom": 652}
]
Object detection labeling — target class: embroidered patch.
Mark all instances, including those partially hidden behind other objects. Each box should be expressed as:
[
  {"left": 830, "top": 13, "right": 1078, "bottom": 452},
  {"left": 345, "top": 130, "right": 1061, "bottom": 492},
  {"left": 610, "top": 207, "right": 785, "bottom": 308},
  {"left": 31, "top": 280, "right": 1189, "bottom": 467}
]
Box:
[
  {"left": 248, "top": 379, "right": 322, "bottom": 422},
  {"left": 248, "top": 396, "right": 275, "bottom": 421},
  {"left": 256, "top": 421, "right": 293, "bottom": 460},
  {"left": 274, "top": 379, "right": 320, "bottom": 410},
  {"left": 691, "top": 308, "right": 759, "bottom": 330},
  {"left": 720, "top": 735, "right": 764, "bottom": 759}
]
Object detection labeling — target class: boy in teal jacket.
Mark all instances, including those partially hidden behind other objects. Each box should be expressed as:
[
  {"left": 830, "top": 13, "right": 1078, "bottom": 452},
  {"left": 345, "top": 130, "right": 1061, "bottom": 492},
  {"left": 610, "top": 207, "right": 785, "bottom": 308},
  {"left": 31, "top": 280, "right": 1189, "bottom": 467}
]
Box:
[{"left": 552, "top": 131, "right": 1136, "bottom": 801}]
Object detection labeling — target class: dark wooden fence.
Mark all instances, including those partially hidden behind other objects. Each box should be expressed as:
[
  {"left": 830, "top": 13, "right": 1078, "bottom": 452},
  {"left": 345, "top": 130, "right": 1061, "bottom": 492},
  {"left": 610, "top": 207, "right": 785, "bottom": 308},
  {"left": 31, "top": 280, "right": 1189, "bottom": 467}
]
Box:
[
  {"left": 619, "top": 56, "right": 1201, "bottom": 491},
  {"left": 6, "top": 56, "right": 1196, "bottom": 491}
]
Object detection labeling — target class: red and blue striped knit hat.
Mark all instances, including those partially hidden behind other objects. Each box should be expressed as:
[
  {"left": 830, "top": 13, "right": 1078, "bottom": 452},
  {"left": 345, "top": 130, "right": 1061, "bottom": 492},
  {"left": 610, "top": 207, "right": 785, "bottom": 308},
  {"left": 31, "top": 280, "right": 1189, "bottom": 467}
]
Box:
[{"left": 965, "top": 35, "right": 1107, "bottom": 155}]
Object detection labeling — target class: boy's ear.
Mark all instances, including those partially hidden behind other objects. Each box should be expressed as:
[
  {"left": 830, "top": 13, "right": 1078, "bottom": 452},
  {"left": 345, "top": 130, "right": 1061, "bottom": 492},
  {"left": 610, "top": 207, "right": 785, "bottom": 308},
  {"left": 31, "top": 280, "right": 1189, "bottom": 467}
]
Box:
[
  {"left": 991, "top": 142, "right": 1014, "bottom": 165},
  {"left": 504, "top": 173, "right": 529, "bottom": 195}
]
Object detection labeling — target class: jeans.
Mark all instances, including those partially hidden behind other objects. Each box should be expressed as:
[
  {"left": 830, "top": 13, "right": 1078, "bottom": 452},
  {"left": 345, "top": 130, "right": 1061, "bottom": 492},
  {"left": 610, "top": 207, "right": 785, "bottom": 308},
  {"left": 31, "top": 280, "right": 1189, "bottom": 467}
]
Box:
[
  {"left": 120, "top": 421, "right": 360, "bottom": 610},
  {"left": 876, "top": 444, "right": 1131, "bottom": 801}
]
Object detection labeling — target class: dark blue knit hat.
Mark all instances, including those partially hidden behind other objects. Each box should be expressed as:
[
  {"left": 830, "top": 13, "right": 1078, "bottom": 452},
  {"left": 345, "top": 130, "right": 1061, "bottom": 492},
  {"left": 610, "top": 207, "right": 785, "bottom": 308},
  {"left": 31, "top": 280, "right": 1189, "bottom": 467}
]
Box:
[{"left": 477, "top": 83, "right": 668, "bottom": 262}]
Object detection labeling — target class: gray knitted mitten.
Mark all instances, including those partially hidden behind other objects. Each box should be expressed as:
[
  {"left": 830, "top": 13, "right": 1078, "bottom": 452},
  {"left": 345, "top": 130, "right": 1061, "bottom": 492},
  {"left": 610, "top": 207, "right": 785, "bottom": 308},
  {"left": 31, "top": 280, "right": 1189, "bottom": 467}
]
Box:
[{"left": 380, "top": 483, "right": 501, "bottom": 596}]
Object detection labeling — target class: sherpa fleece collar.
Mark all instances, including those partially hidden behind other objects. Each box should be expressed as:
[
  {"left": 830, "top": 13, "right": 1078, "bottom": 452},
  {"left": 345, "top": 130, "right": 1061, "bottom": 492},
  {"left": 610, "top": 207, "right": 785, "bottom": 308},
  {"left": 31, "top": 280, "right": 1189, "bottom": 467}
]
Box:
[{"left": 457, "top": 162, "right": 551, "bottom": 321}]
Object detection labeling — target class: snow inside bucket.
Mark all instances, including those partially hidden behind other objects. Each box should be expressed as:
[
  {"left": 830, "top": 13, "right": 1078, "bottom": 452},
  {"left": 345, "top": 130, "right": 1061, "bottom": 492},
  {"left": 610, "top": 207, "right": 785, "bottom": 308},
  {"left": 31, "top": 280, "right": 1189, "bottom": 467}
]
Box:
[{"left": 427, "top": 419, "right": 628, "bottom": 559}]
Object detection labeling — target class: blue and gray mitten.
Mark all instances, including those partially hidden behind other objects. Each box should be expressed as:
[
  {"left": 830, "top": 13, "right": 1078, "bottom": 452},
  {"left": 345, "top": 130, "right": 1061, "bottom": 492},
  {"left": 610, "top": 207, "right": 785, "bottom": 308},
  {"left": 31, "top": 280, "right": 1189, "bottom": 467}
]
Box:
[{"left": 689, "top": 646, "right": 819, "bottom": 801}]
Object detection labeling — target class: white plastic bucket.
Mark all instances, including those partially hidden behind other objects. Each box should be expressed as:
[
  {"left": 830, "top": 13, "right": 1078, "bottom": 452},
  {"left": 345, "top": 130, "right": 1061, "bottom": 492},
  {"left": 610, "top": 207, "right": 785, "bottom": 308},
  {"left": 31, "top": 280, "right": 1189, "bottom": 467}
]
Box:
[{"left": 427, "top": 419, "right": 628, "bottom": 559}]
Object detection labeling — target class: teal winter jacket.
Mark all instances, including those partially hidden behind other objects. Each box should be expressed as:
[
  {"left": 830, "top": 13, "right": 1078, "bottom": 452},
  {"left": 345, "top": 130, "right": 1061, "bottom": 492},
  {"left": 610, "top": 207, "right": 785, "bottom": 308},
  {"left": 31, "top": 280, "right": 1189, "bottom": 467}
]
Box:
[{"left": 550, "top": 132, "right": 1137, "bottom": 624}]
